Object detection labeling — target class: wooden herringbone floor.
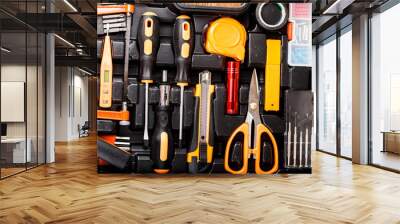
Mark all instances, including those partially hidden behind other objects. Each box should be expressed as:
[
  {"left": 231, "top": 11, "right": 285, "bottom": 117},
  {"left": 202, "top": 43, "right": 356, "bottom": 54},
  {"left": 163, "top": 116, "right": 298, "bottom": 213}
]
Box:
[{"left": 0, "top": 136, "right": 400, "bottom": 224}]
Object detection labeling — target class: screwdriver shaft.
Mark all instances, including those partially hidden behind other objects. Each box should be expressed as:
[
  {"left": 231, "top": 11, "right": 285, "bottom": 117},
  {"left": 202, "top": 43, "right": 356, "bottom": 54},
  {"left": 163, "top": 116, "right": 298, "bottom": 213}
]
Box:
[
  {"left": 143, "top": 83, "right": 149, "bottom": 147},
  {"left": 179, "top": 85, "right": 184, "bottom": 145}
]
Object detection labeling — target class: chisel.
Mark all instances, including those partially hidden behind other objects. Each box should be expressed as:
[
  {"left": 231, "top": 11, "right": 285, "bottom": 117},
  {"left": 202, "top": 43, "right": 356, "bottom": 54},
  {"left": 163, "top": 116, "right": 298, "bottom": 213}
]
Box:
[
  {"left": 99, "top": 24, "right": 113, "bottom": 108},
  {"left": 152, "top": 70, "right": 174, "bottom": 174},
  {"left": 173, "top": 15, "right": 194, "bottom": 149},
  {"left": 138, "top": 12, "right": 160, "bottom": 147}
]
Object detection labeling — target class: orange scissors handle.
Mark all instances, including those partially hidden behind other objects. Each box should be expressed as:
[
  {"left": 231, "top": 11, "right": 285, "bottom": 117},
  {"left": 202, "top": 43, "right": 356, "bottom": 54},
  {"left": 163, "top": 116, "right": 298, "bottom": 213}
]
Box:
[
  {"left": 254, "top": 124, "right": 279, "bottom": 174},
  {"left": 224, "top": 123, "right": 249, "bottom": 174},
  {"left": 225, "top": 69, "right": 279, "bottom": 175}
]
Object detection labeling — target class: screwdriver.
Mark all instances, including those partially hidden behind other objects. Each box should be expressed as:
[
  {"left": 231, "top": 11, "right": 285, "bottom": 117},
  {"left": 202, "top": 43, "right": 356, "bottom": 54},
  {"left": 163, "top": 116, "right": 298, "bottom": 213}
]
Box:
[
  {"left": 173, "top": 15, "right": 194, "bottom": 148},
  {"left": 138, "top": 12, "right": 160, "bottom": 147},
  {"left": 151, "top": 70, "right": 174, "bottom": 174},
  {"left": 99, "top": 24, "right": 113, "bottom": 108}
]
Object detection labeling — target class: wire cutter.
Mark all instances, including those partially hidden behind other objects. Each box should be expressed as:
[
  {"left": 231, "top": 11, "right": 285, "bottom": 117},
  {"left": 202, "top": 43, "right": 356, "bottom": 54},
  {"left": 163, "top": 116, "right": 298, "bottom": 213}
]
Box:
[{"left": 224, "top": 69, "right": 279, "bottom": 174}]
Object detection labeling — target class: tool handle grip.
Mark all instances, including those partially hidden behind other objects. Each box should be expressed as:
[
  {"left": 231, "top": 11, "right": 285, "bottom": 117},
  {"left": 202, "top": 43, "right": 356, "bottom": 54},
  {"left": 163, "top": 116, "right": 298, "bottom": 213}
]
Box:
[
  {"left": 151, "top": 106, "right": 174, "bottom": 174},
  {"left": 254, "top": 124, "right": 279, "bottom": 174},
  {"left": 138, "top": 13, "right": 160, "bottom": 82},
  {"left": 187, "top": 83, "right": 215, "bottom": 165},
  {"left": 224, "top": 123, "right": 249, "bottom": 174},
  {"left": 173, "top": 16, "right": 194, "bottom": 84},
  {"left": 188, "top": 96, "right": 199, "bottom": 155},
  {"left": 187, "top": 95, "right": 212, "bottom": 173},
  {"left": 97, "top": 4, "right": 134, "bottom": 15},
  {"left": 224, "top": 123, "right": 279, "bottom": 175}
]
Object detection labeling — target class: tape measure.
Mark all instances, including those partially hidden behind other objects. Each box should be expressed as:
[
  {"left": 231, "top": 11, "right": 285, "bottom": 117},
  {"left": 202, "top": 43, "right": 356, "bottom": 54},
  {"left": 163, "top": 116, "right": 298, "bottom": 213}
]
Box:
[{"left": 204, "top": 17, "right": 247, "bottom": 62}]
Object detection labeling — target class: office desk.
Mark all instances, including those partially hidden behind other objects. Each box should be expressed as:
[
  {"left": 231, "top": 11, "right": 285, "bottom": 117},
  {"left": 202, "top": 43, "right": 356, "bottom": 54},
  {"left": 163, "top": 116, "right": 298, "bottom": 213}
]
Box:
[
  {"left": 382, "top": 131, "right": 400, "bottom": 154},
  {"left": 1, "top": 138, "right": 32, "bottom": 164}
]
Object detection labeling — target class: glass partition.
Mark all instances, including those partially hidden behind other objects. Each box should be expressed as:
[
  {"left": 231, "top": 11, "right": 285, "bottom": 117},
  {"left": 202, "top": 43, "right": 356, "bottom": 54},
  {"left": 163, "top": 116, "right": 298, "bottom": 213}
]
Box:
[
  {"left": 339, "top": 27, "right": 352, "bottom": 158},
  {"left": 370, "top": 4, "right": 400, "bottom": 171},
  {"left": 0, "top": 0, "right": 46, "bottom": 179},
  {"left": 317, "top": 36, "right": 337, "bottom": 155},
  {"left": 0, "top": 29, "right": 28, "bottom": 178}
]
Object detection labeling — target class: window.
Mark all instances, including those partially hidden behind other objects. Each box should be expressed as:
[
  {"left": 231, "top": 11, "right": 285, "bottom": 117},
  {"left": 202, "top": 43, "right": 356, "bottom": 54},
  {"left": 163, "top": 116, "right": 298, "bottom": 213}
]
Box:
[
  {"left": 317, "top": 36, "right": 337, "bottom": 154},
  {"left": 370, "top": 3, "right": 400, "bottom": 171},
  {"left": 339, "top": 28, "right": 352, "bottom": 158},
  {"left": 0, "top": 0, "right": 47, "bottom": 179}
]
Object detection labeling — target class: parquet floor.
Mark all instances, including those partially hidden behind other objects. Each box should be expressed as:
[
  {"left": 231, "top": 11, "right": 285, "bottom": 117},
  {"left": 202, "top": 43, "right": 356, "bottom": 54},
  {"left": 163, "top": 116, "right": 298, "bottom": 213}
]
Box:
[{"left": 0, "top": 136, "right": 400, "bottom": 224}]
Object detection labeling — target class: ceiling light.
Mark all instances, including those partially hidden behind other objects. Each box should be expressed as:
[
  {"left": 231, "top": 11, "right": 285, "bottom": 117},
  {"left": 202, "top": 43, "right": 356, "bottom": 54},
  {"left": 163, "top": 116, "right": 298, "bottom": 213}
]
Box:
[
  {"left": 78, "top": 67, "right": 93, "bottom": 76},
  {"left": 63, "top": 0, "right": 78, "bottom": 12},
  {"left": 54, "top": 34, "right": 76, "bottom": 48},
  {"left": 1, "top": 47, "right": 11, "bottom": 53}
]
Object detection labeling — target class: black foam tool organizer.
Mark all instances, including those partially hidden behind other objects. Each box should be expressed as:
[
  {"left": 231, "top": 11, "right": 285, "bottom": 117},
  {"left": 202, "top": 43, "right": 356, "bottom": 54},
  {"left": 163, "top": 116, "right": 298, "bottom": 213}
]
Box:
[{"left": 97, "top": 3, "right": 313, "bottom": 174}]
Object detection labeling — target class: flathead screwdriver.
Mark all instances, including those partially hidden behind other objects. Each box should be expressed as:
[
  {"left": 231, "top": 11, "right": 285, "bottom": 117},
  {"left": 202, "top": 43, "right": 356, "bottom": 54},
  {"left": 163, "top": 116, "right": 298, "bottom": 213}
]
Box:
[
  {"left": 138, "top": 12, "right": 160, "bottom": 147},
  {"left": 173, "top": 15, "right": 194, "bottom": 148}
]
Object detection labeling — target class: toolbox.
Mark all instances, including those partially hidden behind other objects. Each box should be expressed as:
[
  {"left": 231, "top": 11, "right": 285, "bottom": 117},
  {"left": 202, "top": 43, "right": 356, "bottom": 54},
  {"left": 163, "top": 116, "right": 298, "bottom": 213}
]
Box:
[{"left": 97, "top": 2, "right": 313, "bottom": 174}]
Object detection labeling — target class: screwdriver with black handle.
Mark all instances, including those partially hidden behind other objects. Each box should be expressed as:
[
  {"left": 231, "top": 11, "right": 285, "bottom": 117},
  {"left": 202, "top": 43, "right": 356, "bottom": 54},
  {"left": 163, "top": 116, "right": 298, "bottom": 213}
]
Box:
[
  {"left": 138, "top": 12, "right": 160, "bottom": 147},
  {"left": 173, "top": 15, "right": 194, "bottom": 149},
  {"left": 151, "top": 70, "right": 174, "bottom": 174}
]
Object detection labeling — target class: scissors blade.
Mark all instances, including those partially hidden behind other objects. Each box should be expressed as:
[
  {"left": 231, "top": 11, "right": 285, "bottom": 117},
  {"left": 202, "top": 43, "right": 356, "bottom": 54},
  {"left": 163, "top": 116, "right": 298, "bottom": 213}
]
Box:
[{"left": 247, "top": 69, "right": 261, "bottom": 119}]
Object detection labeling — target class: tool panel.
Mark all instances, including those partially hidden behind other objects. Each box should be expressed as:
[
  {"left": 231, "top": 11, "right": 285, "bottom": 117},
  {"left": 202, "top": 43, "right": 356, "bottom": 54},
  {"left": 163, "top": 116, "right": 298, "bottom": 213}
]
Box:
[{"left": 97, "top": 3, "right": 313, "bottom": 174}]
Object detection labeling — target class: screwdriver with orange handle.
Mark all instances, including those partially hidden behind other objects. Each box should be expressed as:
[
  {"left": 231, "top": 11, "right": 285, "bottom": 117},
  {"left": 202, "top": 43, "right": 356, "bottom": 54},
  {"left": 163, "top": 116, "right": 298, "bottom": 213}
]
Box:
[
  {"left": 97, "top": 3, "right": 134, "bottom": 108},
  {"left": 173, "top": 15, "right": 194, "bottom": 149},
  {"left": 152, "top": 70, "right": 174, "bottom": 174},
  {"left": 138, "top": 12, "right": 160, "bottom": 147},
  {"left": 99, "top": 24, "right": 113, "bottom": 108}
]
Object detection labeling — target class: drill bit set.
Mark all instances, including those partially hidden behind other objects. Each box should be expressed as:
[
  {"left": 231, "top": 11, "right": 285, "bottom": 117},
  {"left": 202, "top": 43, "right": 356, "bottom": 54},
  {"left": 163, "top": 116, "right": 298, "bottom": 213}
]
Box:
[{"left": 97, "top": 3, "right": 313, "bottom": 174}]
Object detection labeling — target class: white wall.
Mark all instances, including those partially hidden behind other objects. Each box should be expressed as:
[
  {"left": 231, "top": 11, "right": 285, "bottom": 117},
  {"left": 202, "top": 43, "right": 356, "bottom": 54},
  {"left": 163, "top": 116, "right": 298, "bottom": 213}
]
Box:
[
  {"left": 54, "top": 67, "right": 89, "bottom": 141},
  {"left": 1, "top": 63, "right": 46, "bottom": 164},
  {"left": 1, "top": 64, "right": 39, "bottom": 138},
  {"left": 55, "top": 66, "right": 69, "bottom": 141},
  {"left": 1, "top": 65, "right": 26, "bottom": 140},
  {"left": 71, "top": 72, "right": 89, "bottom": 138}
]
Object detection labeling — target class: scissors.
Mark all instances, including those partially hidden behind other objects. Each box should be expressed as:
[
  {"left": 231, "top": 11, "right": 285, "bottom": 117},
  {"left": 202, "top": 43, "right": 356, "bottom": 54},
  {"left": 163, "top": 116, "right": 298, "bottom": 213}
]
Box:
[{"left": 224, "top": 69, "right": 279, "bottom": 174}]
